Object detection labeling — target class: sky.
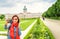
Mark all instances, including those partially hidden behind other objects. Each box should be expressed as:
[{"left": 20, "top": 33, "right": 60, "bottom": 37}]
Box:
[{"left": 0, "top": 0, "right": 56, "bottom": 14}]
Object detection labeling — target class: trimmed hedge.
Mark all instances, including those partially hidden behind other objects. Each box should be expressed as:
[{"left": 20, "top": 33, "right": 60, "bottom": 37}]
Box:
[{"left": 24, "top": 18, "right": 54, "bottom": 39}]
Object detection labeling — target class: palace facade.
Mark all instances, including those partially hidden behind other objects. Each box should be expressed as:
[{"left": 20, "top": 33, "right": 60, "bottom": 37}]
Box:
[{"left": 4, "top": 6, "right": 41, "bottom": 19}]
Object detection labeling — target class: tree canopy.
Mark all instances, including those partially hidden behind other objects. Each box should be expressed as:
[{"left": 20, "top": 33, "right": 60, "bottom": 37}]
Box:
[
  {"left": 0, "top": 14, "right": 5, "bottom": 20},
  {"left": 42, "top": 0, "right": 60, "bottom": 19}
]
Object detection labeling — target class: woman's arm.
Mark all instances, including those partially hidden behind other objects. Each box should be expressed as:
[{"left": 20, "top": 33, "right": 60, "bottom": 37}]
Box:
[
  {"left": 4, "top": 23, "right": 11, "bottom": 29},
  {"left": 4, "top": 25, "right": 7, "bottom": 29},
  {"left": 18, "top": 28, "right": 21, "bottom": 36},
  {"left": 18, "top": 23, "right": 21, "bottom": 35}
]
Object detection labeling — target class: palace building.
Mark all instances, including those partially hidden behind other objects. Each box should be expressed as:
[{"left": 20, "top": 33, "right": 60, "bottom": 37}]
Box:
[{"left": 5, "top": 6, "right": 41, "bottom": 19}]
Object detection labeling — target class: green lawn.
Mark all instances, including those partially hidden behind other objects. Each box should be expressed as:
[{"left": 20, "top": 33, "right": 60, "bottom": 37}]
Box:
[
  {"left": 20, "top": 19, "right": 35, "bottom": 31},
  {"left": 0, "top": 19, "right": 35, "bottom": 31},
  {"left": 0, "top": 20, "right": 6, "bottom": 31},
  {"left": 24, "top": 18, "right": 54, "bottom": 39}
]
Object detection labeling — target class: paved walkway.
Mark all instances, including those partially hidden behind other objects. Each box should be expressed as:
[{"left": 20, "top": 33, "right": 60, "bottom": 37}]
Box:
[
  {"left": 20, "top": 19, "right": 37, "bottom": 39},
  {"left": 0, "top": 36, "right": 7, "bottom": 39},
  {"left": 0, "top": 20, "right": 37, "bottom": 39},
  {"left": 41, "top": 18, "right": 60, "bottom": 39}
]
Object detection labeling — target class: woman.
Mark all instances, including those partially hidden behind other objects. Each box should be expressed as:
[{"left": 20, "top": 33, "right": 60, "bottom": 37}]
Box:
[{"left": 5, "top": 15, "right": 21, "bottom": 39}]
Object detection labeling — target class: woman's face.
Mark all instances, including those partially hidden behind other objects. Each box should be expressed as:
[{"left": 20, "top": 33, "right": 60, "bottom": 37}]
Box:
[{"left": 12, "top": 17, "right": 18, "bottom": 23}]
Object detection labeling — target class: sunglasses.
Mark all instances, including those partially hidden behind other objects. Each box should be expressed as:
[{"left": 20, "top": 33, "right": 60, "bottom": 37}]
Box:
[{"left": 13, "top": 19, "right": 18, "bottom": 20}]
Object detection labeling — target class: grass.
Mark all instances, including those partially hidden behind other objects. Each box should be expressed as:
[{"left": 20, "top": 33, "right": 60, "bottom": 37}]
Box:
[
  {"left": 0, "top": 19, "right": 35, "bottom": 31},
  {"left": 24, "top": 18, "right": 54, "bottom": 39},
  {"left": 0, "top": 20, "right": 6, "bottom": 31},
  {"left": 20, "top": 19, "right": 35, "bottom": 31}
]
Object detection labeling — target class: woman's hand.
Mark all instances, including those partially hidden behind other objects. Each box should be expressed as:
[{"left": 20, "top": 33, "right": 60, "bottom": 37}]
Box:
[
  {"left": 5, "top": 22, "right": 8, "bottom": 25},
  {"left": 5, "top": 20, "right": 9, "bottom": 26}
]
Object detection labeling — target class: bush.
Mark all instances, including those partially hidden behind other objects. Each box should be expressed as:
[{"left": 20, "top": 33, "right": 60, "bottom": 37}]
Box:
[{"left": 0, "top": 14, "right": 5, "bottom": 20}]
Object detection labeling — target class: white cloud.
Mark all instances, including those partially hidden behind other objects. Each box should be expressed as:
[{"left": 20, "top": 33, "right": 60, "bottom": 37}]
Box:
[{"left": 0, "top": 0, "right": 56, "bottom": 14}]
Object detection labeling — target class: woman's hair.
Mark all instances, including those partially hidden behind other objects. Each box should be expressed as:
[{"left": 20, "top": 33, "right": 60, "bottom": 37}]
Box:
[{"left": 12, "top": 15, "right": 19, "bottom": 23}]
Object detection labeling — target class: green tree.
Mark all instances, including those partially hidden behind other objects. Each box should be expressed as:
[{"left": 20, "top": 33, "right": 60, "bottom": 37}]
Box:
[
  {"left": 42, "top": 0, "right": 60, "bottom": 19},
  {"left": 0, "top": 14, "right": 5, "bottom": 20}
]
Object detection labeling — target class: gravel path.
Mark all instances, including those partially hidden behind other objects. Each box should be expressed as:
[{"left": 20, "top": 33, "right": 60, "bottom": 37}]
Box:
[{"left": 41, "top": 18, "right": 60, "bottom": 39}]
